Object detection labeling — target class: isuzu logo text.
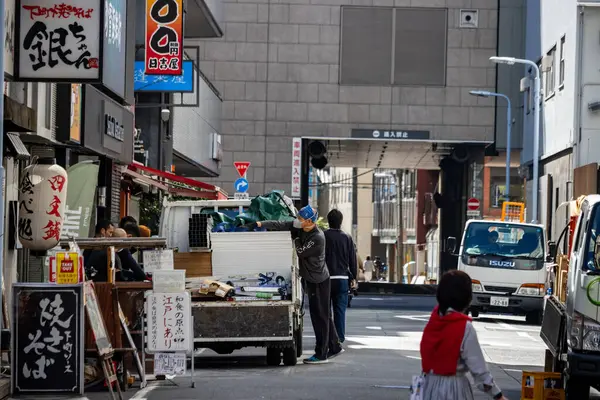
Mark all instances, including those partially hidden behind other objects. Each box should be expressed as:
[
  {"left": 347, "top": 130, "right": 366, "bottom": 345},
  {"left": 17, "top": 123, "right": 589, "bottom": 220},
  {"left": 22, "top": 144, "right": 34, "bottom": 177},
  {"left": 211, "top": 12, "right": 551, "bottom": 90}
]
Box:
[{"left": 489, "top": 260, "right": 515, "bottom": 268}]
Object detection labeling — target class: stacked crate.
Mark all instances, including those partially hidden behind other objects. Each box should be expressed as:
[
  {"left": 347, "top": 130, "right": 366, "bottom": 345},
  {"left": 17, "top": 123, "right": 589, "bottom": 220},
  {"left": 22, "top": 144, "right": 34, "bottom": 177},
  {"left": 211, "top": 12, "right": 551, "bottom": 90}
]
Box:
[{"left": 188, "top": 214, "right": 212, "bottom": 250}]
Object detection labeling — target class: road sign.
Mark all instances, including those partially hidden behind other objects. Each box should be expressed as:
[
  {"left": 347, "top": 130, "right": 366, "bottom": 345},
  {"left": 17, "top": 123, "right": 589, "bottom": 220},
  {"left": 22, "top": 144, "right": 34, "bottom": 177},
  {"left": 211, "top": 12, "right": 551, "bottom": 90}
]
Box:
[
  {"left": 235, "top": 178, "right": 249, "bottom": 193},
  {"left": 234, "top": 162, "right": 250, "bottom": 177},
  {"left": 467, "top": 198, "right": 480, "bottom": 211},
  {"left": 234, "top": 192, "right": 249, "bottom": 200}
]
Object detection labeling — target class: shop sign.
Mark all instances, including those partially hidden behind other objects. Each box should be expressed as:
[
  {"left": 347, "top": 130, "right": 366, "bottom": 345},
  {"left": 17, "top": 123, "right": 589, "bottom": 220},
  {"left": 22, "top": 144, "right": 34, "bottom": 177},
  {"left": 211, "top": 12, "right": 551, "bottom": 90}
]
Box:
[
  {"left": 104, "top": 113, "right": 124, "bottom": 142},
  {"left": 145, "top": 0, "right": 183, "bottom": 76},
  {"left": 351, "top": 129, "right": 430, "bottom": 140},
  {"left": 69, "top": 84, "right": 82, "bottom": 143},
  {"left": 15, "top": 0, "right": 102, "bottom": 81},
  {"left": 134, "top": 60, "right": 193, "bottom": 92},
  {"left": 12, "top": 284, "right": 84, "bottom": 395},
  {"left": 18, "top": 162, "right": 68, "bottom": 251},
  {"left": 102, "top": 0, "right": 127, "bottom": 98},
  {"left": 49, "top": 252, "right": 83, "bottom": 284},
  {"left": 5, "top": 0, "right": 15, "bottom": 77},
  {"left": 146, "top": 292, "right": 191, "bottom": 352},
  {"left": 291, "top": 138, "right": 302, "bottom": 198}
]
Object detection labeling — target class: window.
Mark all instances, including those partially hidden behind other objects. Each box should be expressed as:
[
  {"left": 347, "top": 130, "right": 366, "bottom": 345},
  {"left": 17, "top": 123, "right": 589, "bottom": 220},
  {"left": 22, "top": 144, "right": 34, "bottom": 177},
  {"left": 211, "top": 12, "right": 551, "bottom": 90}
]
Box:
[
  {"left": 489, "top": 167, "right": 524, "bottom": 208},
  {"left": 545, "top": 46, "right": 556, "bottom": 98},
  {"left": 340, "top": 7, "right": 447, "bottom": 86},
  {"left": 559, "top": 36, "right": 565, "bottom": 88}
]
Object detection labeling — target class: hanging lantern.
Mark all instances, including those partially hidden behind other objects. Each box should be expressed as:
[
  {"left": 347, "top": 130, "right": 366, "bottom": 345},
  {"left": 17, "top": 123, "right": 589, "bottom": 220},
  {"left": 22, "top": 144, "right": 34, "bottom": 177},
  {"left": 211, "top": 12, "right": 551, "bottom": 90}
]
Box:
[{"left": 18, "top": 158, "right": 68, "bottom": 252}]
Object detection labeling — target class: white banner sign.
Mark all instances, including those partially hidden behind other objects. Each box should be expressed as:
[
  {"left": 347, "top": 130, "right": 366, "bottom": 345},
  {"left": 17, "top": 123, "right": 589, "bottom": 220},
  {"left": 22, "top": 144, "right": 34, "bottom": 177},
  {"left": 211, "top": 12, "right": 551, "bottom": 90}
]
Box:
[
  {"left": 146, "top": 292, "right": 191, "bottom": 352},
  {"left": 154, "top": 353, "right": 186, "bottom": 376},
  {"left": 143, "top": 249, "right": 174, "bottom": 273},
  {"left": 291, "top": 138, "right": 302, "bottom": 198},
  {"left": 16, "top": 0, "right": 102, "bottom": 80}
]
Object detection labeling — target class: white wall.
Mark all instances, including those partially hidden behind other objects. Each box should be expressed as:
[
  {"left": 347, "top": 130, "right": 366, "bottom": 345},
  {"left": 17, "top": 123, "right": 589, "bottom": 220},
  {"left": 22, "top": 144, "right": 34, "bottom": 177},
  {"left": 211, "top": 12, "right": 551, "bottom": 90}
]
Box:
[
  {"left": 522, "top": 0, "right": 577, "bottom": 163},
  {"left": 578, "top": 7, "right": 600, "bottom": 166}
]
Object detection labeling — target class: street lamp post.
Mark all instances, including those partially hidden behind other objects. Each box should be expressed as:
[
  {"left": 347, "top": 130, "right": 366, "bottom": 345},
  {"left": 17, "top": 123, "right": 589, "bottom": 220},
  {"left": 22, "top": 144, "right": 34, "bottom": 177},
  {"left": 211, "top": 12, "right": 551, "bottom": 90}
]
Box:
[
  {"left": 489, "top": 56, "right": 541, "bottom": 224},
  {"left": 469, "top": 90, "right": 512, "bottom": 206}
]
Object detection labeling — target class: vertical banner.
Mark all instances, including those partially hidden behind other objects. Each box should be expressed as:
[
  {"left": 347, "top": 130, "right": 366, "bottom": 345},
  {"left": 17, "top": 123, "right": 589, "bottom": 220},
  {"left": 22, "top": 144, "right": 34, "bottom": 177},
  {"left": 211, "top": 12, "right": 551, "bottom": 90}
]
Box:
[
  {"left": 60, "top": 162, "right": 100, "bottom": 239},
  {"left": 291, "top": 138, "right": 302, "bottom": 198},
  {"left": 145, "top": 0, "right": 184, "bottom": 76},
  {"left": 70, "top": 84, "right": 82, "bottom": 143}
]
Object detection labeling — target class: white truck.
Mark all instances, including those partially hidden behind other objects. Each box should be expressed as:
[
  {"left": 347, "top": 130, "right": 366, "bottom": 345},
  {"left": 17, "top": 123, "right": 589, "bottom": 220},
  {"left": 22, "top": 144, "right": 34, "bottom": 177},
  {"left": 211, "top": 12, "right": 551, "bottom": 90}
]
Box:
[
  {"left": 446, "top": 219, "right": 548, "bottom": 324},
  {"left": 542, "top": 194, "right": 600, "bottom": 398},
  {"left": 159, "top": 199, "right": 304, "bottom": 366}
]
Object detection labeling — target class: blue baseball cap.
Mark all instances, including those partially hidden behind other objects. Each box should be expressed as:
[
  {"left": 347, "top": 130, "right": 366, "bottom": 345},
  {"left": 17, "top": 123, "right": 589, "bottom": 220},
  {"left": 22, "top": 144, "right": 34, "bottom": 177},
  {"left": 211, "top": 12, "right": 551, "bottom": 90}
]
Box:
[{"left": 298, "top": 205, "right": 318, "bottom": 222}]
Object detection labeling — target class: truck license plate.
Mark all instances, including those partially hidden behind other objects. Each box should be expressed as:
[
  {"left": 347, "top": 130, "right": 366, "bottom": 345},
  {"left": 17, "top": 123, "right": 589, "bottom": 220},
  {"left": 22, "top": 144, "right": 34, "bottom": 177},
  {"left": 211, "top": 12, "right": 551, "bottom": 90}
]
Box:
[{"left": 490, "top": 296, "right": 509, "bottom": 307}]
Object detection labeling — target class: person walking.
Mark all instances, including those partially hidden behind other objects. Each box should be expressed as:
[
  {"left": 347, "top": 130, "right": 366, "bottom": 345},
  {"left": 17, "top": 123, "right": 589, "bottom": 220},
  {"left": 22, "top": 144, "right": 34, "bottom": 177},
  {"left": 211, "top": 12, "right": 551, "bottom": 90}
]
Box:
[
  {"left": 324, "top": 209, "right": 357, "bottom": 344},
  {"left": 363, "top": 256, "right": 374, "bottom": 282},
  {"left": 420, "top": 270, "right": 508, "bottom": 400},
  {"left": 246, "top": 205, "right": 343, "bottom": 364}
]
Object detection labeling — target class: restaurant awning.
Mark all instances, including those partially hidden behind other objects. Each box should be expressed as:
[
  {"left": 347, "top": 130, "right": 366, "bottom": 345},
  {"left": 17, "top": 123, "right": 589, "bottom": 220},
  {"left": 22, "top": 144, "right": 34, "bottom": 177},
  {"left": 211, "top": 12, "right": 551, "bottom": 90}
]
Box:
[{"left": 124, "top": 163, "right": 228, "bottom": 200}]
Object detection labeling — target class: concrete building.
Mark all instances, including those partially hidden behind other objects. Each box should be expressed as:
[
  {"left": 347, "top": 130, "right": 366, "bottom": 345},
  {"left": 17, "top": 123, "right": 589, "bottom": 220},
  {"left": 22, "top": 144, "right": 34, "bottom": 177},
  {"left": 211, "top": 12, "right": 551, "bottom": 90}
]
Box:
[
  {"left": 521, "top": 1, "right": 600, "bottom": 232},
  {"left": 198, "top": 0, "right": 506, "bottom": 194}
]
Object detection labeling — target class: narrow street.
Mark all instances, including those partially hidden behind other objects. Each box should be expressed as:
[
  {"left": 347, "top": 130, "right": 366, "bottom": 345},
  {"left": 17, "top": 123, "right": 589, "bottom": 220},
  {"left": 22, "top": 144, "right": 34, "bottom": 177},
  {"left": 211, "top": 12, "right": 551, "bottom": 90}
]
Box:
[{"left": 77, "top": 295, "right": 573, "bottom": 400}]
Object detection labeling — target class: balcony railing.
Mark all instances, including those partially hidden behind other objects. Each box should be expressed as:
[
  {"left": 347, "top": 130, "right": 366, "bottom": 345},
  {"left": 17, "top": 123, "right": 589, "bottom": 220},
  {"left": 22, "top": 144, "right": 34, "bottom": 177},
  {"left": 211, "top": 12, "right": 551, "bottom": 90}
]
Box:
[{"left": 372, "top": 197, "right": 417, "bottom": 239}]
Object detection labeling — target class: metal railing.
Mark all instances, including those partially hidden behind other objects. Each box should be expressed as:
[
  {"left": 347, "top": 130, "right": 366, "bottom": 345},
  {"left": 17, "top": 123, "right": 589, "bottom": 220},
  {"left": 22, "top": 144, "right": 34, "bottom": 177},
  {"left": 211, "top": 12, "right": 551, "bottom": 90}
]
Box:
[{"left": 372, "top": 197, "right": 417, "bottom": 238}]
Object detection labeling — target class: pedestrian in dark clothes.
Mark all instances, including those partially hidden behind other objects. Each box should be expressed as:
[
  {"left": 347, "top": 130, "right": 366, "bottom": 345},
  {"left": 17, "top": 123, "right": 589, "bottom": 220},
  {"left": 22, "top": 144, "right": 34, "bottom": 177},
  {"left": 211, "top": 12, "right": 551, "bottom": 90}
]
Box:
[
  {"left": 246, "top": 205, "right": 344, "bottom": 364},
  {"left": 324, "top": 209, "right": 357, "bottom": 343}
]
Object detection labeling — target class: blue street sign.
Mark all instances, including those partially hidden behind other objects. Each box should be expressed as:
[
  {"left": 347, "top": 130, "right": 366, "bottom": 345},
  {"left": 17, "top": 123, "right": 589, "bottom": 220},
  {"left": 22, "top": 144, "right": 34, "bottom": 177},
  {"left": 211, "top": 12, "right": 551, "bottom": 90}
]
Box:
[
  {"left": 235, "top": 178, "right": 249, "bottom": 193},
  {"left": 133, "top": 60, "right": 194, "bottom": 92}
]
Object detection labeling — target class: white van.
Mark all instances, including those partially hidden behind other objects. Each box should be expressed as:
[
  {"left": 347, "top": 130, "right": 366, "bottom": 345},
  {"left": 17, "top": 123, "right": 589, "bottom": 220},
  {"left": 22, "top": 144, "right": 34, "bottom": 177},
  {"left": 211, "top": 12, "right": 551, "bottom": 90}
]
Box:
[{"left": 446, "top": 219, "right": 548, "bottom": 324}]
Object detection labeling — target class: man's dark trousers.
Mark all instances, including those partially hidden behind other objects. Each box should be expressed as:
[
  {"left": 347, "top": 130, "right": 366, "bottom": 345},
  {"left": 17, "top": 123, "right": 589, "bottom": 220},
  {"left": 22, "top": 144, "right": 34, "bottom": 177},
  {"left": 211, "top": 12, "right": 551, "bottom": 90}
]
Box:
[
  {"left": 305, "top": 278, "right": 341, "bottom": 360},
  {"left": 330, "top": 279, "right": 349, "bottom": 342}
]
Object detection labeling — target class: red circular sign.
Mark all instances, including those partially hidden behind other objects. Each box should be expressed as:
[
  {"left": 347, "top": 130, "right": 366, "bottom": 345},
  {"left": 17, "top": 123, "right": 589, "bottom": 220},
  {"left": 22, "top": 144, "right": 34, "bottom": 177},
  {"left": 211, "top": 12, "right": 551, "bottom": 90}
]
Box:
[{"left": 467, "top": 198, "right": 480, "bottom": 210}]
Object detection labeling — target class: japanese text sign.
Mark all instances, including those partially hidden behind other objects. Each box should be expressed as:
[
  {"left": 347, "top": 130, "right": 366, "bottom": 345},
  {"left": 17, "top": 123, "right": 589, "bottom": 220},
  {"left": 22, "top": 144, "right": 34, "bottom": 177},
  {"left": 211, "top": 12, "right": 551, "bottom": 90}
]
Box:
[
  {"left": 18, "top": 162, "right": 68, "bottom": 252},
  {"left": 16, "top": 0, "right": 102, "bottom": 81},
  {"left": 291, "top": 138, "right": 302, "bottom": 198},
  {"left": 142, "top": 249, "right": 174, "bottom": 273},
  {"left": 145, "top": 0, "right": 183, "bottom": 76},
  {"left": 154, "top": 353, "right": 186, "bottom": 375},
  {"left": 234, "top": 161, "right": 250, "bottom": 178},
  {"left": 12, "top": 284, "right": 83, "bottom": 395},
  {"left": 134, "top": 60, "right": 194, "bottom": 92},
  {"left": 146, "top": 292, "right": 191, "bottom": 352},
  {"left": 49, "top": 252, "right": 83, "bottom": 284}
]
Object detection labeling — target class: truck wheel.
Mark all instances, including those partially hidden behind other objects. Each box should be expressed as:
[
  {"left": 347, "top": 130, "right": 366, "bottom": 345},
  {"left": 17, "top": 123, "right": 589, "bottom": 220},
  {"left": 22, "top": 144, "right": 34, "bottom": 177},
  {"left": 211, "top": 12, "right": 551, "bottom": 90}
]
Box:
[
  {"left": 266, "top": 347, "right": 282, "bottom": 366},
  {"left": 526, "top": 311, "right": 543, "bottom": 325},
  {"left": 565, "top": 376, "right": 590, "bottom": 399},
  {"left": 283, "top": 346, "right": 297, "bottom": 366}
]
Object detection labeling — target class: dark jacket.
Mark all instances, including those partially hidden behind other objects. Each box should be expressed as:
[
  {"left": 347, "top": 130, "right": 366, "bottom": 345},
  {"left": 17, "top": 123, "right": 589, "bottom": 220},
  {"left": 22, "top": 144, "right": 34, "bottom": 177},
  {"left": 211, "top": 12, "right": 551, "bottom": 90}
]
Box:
[
  {"left": 116, "top": 248, "right": 147, "bottom": 281},
  {"left": 324, "top": 229, "right": 357, "bottom": 280},
  {"left": 85, "top": 249, "right": 122, "bottom": 282},
  {"left": 260, "top": 221, "right": 329, "bottom": 283}
]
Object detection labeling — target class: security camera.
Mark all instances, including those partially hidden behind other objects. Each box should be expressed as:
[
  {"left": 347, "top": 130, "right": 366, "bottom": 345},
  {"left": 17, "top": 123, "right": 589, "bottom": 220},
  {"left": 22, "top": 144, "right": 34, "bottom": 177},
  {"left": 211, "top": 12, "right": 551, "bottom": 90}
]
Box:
[{"left": 161, "top": 108, "right": 171, "bottom": 122}]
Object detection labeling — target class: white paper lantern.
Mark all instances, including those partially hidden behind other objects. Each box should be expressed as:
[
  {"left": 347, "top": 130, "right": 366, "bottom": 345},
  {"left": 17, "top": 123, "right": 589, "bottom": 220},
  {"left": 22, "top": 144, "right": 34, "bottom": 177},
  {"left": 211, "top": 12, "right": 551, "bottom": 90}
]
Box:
[{"left": 18, "top": 159, "right": 68, "bottom": 251}]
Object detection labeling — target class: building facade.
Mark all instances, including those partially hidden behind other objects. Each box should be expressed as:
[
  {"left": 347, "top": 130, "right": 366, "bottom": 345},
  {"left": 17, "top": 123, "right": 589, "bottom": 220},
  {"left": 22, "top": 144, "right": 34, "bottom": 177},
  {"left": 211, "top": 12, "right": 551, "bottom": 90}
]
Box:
[{"left": 198, "top": 0, "right": 504, "bottom": 196}]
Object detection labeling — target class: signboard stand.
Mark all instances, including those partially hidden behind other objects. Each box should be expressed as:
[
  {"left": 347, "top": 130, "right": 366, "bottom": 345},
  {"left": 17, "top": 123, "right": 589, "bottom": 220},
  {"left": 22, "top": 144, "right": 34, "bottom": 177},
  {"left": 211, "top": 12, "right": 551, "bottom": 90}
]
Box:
[
  {"left": 145, "top": 292, "right": 194, "bottom": 388},
  {"left": 118, "top": 304, "right": 146, "bottom": 389}
]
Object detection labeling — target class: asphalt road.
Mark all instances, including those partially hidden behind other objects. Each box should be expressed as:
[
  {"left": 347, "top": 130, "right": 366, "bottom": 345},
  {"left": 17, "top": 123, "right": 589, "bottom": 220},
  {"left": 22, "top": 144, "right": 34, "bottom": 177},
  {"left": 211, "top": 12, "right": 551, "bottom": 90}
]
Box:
[{"left": 29, "top": 295, "right": 593, "bottom": 400}]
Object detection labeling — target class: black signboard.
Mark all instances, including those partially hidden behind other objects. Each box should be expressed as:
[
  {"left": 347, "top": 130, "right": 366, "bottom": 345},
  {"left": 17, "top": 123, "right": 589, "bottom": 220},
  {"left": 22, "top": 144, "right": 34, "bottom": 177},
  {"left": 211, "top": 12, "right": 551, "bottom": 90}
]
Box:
[
  {"left": 12, "top": 284, "right": 84, "bottom": 395},
  {"left": 351, "top": 129, "right": 430, "bottom": 140}
]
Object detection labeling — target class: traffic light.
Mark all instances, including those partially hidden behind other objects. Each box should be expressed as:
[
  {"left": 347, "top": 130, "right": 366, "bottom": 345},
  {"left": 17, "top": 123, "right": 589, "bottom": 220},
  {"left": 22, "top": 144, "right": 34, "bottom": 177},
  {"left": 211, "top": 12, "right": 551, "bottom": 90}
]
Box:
[{"left": 308, "top": 140, "right": 328, "bottom": 170}]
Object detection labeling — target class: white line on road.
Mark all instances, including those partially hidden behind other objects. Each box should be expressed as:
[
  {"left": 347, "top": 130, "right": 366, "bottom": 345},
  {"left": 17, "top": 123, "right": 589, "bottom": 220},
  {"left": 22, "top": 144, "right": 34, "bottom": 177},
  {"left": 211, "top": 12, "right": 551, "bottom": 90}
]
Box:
[
  {"left": 366, "top": 326, "right": 382, "bottom": 330},
  {"left": 405, "top": 355, "right": 421, "bottom": 360},
  {"left": 131, "top": 383, "right": 157, "bottom": 399}
]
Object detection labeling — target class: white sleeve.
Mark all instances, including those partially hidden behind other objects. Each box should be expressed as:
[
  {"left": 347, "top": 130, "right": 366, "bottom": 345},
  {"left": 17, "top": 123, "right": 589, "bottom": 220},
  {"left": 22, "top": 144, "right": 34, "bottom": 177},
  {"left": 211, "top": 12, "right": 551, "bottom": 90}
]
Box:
[{"left": 461, "top": 321, "right": 502, "bottom": 398}]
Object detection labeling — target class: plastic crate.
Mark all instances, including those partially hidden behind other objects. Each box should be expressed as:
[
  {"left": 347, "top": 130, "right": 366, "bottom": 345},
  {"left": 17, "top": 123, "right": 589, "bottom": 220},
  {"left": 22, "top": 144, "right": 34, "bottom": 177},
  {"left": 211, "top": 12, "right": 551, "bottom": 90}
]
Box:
[{"left": 522, "top": 371, "right": 564, "bottom": 400}]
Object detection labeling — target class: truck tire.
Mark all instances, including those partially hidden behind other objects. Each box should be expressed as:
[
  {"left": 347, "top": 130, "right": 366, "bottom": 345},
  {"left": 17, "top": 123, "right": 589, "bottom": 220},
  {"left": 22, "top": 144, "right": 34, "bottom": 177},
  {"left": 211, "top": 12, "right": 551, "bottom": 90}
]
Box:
[
  {"left": 565, "top": 376, "right": 590, "bottom": 399},
  {"left": 526, "top": 311, "right": 543, "bottom": 325},
  {"left": 266, "top": 347, "right": 282, "bottom": 366},
  {"left": 283, "top": 346, "right": 297, "bottom": 366}
]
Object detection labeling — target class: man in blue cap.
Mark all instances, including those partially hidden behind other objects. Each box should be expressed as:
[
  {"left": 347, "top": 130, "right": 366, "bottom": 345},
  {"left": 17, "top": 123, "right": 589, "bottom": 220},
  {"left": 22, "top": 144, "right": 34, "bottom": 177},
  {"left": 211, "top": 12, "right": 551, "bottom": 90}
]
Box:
[{"left": 248, "top": 205, "right": 343, "bottom": 364}]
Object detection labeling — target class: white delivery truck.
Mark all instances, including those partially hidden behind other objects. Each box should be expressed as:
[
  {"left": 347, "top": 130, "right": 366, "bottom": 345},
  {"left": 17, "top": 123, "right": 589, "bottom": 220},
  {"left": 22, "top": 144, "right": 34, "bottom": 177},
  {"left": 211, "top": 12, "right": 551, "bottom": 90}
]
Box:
[
  {"left": 159, "top": 199, "right": 304, "bottom": 366},
  {"left": 445, "top": 219, "right": 548, "bottom": 324},
  {"left": 542, "top": 194, "right": 600, "bottom": 398}
]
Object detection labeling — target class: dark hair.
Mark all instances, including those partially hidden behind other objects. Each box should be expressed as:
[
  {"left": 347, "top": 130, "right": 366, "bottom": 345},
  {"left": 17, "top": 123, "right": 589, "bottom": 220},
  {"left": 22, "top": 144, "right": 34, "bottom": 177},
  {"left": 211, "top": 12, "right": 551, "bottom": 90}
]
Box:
[
  {"left": 123, "top": 222, "right": 141, "bottom": 238},
  {"left": 436, "top": 270, "right": 473, "bottom": 314},
  {"left": 366, "top": 256, "right": 371, "bottom": 260},
  {"left": 119, "top": 216, "right": 137, "bottom": 228},
  {"left": 95, "top": 220, "right": 113, "bottom": 235},
  {"left": 327, "top": 209, "right": 343, "bottom": 230}
]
